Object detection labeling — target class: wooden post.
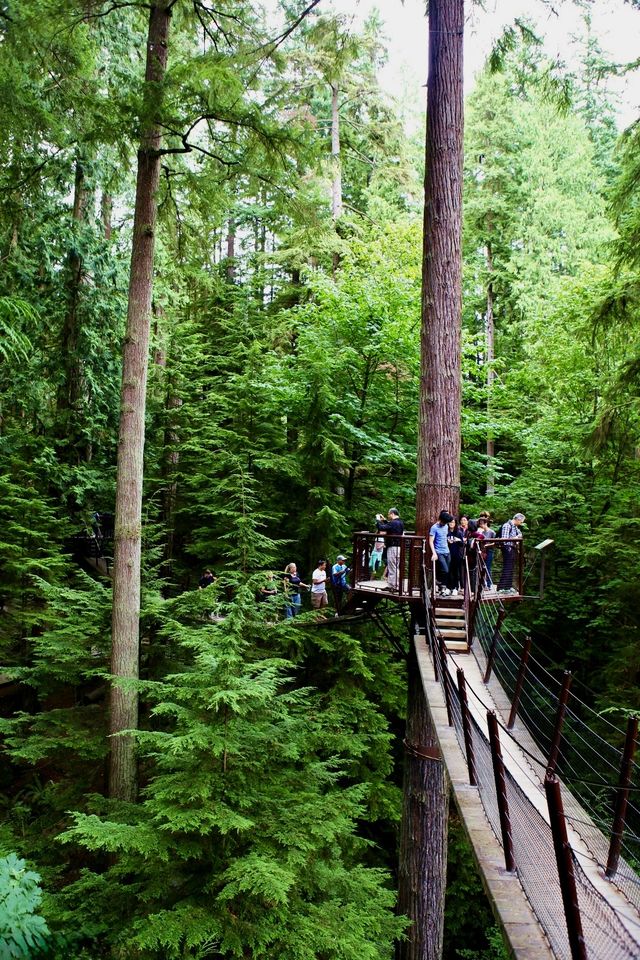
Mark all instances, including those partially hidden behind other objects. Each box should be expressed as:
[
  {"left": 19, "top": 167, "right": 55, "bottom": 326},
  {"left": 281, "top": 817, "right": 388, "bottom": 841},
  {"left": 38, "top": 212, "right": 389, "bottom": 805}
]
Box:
[
  {"left": 507, "top": 634, "right": 532, "bottom": 730},
  {"left": 517, "top": 539, "right": 525, "bottom": 596},
  {"left": 544, "top": 773, "right": 587, "bottom": 960},
  {"left": 547, "top": 671, "right": 572, "bottom": 777},
  {"left": 606, "top": 715, "right": 639, "bottom": 878},
  {"left": 487, "top": 711, "right": 515, "bottom": 873},
  {"left": 483, "top": 608, "right": 506, "bottom": 683},
  {"left": 457, "top": 668, "right": 476, "bottom": 785}
]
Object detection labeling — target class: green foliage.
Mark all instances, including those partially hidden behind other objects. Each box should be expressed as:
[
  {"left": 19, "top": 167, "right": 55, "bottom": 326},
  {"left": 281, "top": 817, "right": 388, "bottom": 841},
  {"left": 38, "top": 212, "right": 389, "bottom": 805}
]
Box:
[{"left": 0, "top": 853, "right": 49, "bottom": 959}]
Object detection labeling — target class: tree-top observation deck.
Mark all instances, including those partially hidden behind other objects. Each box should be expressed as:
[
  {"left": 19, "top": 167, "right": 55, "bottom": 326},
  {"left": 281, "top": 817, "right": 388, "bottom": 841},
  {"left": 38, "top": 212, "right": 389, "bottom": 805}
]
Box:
[{"left": 351, "top": 531, "right": 526, "bottom": 606}]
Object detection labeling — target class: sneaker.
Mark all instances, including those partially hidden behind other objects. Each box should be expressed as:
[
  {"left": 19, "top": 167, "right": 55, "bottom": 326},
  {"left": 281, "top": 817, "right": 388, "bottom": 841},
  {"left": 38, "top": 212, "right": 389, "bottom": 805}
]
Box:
[
  {"left": 450, "top": 589, "right": 458, "bottom": 596},
  {"left": 441, "top": 588, "right": 451, "bottom": 597}
]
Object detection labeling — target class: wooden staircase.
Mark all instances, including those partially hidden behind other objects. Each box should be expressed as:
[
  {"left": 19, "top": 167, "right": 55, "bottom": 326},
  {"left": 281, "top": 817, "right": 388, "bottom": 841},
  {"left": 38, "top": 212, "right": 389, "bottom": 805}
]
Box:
[{"left": 434, "top": 600, "right": 468, "bottom": 651}]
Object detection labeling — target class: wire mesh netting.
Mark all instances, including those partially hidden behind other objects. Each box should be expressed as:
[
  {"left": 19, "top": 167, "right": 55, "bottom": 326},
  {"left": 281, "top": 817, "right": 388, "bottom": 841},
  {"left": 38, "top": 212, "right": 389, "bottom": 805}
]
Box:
[
  {"left": 473, "top": 594, "right": 640, "bottom": 914},
  {"left": 435, "top": 594, "right": 640, "bottom": 959}
]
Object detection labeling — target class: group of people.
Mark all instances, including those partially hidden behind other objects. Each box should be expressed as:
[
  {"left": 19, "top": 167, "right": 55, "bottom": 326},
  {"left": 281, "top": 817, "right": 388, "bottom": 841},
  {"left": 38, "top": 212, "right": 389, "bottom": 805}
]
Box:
[
  {"left": 429, "top": 509, "right": 525, "bottom": 596},
  {"left": 196, "top": 505, "right": 526, "bottom": 614}
]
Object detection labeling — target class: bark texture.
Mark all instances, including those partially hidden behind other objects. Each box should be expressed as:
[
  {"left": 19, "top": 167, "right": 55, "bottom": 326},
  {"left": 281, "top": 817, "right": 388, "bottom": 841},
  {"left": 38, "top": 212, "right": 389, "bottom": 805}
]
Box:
[
  {"left": 485, "top": 240, "right": 495, "bottom": 495},
  {"left": 402, "top": 2, "right": 464, "bottom": 957},
  {"left": 397, "top": 641, "right": 450, "bottom": 960},
  {"left": 109, "top": 0, "right": 171, "bottom": 802},
  {"left": 415, "top": 0, "right": 464, "bottom": 532}
]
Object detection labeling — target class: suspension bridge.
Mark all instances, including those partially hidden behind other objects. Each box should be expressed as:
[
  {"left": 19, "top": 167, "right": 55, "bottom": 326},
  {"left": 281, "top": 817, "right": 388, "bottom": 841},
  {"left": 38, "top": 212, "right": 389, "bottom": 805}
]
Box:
[{"left": 349, "top": 532, "right": 640, "bottom": 960}]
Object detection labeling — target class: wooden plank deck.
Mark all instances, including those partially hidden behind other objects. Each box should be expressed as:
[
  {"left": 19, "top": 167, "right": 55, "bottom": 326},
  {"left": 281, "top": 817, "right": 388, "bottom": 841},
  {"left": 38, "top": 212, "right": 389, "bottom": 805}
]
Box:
[
  {"left": 414, "top": 635, "right": 554, "bottom": 960},
  {"left": 418, "top": 636, "right": 640, "bottom": 958}
]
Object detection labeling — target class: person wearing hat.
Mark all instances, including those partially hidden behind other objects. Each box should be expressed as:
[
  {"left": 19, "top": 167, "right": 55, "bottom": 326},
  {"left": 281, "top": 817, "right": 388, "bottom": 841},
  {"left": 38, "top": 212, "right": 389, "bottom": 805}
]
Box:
[
  {"left": 331, "top": 554, "right": 351, "bottom": 613},
  {"left": 497, "top": 513, "right": 525, "bottom": 593}
]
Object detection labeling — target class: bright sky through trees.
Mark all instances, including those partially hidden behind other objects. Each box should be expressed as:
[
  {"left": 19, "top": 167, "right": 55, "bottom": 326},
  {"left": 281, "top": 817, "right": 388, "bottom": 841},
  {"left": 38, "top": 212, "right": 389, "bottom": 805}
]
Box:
[{"left": 330, "top": 0, "right": 640, "bottom": 129}]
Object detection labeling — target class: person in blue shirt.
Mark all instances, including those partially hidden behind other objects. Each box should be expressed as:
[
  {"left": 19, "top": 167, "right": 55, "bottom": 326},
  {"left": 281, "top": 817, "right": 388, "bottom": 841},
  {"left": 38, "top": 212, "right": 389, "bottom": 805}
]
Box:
[
  {"left": 331, "top": 554, "right": 351, "bottom": 612},
  {"left": 429, "top": 510, "right": 454, "bottom": 595}
]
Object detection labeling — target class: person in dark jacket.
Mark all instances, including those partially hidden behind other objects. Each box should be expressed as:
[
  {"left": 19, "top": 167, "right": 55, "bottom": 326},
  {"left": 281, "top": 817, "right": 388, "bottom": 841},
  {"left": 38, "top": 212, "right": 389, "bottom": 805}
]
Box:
[{"left": 375, "top": 508, "right": 404, "bottom": 590}]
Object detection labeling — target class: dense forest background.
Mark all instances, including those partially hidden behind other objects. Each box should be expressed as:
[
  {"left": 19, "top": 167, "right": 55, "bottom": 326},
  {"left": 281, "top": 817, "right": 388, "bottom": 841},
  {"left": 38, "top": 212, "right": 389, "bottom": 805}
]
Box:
[{"left": 1, "top": 0, "right": 640, "bottom": 957}]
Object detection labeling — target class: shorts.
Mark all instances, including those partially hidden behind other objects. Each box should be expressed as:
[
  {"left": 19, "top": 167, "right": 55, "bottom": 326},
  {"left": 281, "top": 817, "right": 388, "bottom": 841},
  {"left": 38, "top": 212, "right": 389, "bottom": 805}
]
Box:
[{"left": 310, "top": 591, "right": 328, "bottom": 609}]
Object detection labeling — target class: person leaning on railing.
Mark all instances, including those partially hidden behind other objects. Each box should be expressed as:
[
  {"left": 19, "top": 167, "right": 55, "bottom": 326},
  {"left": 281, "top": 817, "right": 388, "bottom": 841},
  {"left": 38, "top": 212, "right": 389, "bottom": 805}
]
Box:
[{"left": 497, "top": 512, "right": 525, "bottom": 594}]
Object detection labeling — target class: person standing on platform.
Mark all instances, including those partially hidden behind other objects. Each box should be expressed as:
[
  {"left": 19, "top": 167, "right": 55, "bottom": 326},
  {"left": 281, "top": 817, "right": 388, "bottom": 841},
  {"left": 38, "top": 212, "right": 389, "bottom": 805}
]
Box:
[
  {"left": 310, "top": 559, "right": 329, "bottom": 612},
  {"left": 283, "top": 562, "right": 308, "bottom": 618},
  {"left": 497, "top": 512, "right": 525, "bottom": 594},
  {"left": 375, "top": 508, "right": 404, "bottom": 590},
  {"left": 447, "top": 518, "right": 465, "bottom": 595},
  {"left": 478, "top": 513, "right": 496, "bottom": 587},
  {"left": 429, "top": 510, "right": 454, "bottom": 595},
  {"left": 331, "top": 554, "right": 351, "bottom": 613},
  {"left": 369, "top": 536, "right": 385, "bottom": 576}
]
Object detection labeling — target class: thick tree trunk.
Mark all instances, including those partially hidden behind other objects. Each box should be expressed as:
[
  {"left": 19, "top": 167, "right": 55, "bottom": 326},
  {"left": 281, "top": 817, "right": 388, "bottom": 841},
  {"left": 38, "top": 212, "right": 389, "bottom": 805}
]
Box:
[
  {"left": 109, "top": 0, "right": 171, "bottom": 802},
  {"left": 101, "top": 191, "right": 113, "bottom": 240},
  {"left": 485, "top": 240, "right": 495, "bottom": 496},
  {"left": 225, "top": 217, "right": 236, "bottom": 282},
  {"left": 415, "top": 0, "right": 464, "bottom": 532},
  {"left": 403, "top": 2, "right": 464, "bottom": 958},
  {"left": 398, "top": 641, "right": 450, "bottom": 960}
]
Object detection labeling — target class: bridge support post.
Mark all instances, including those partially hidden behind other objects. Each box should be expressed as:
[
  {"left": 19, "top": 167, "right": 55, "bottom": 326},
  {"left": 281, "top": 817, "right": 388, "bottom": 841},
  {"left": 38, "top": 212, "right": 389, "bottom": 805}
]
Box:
[
  {"left": 398, "top": 638, "right": 449, "bottom": 960},
  {"left": 547, "top": 671, "right": 572, "bottom": 776},
  {"left": 507, "top": 634, "right": 532, "bottom": 729},
  {"left": 544, "top": 773, "right": 587, "bottom": 960},
  {"left": 483, "top": 608, "right": 506, "bottom": 684},
  {"left": 457, "top": 668, "right": 476, "bottom": 786},
  {"left": 606, "top": 715, "right": 638, "bottom": 878},
  {"left": 487, "top": 711, "right": 515, "bottom": 873},
  {"left": 438, "top": 636, "right": 453, "bottom": 727}
]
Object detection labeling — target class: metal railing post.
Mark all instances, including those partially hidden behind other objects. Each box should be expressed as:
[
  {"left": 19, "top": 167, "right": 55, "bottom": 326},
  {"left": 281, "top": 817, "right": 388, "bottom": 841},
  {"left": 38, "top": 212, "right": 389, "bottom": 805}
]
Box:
[
  {"left": 487, "top": 711, "right": 515, "bottom": 873},
  {"left": 547, "top": 671, "right": 572, "bottom": 776},
  {"left": 518, "top": 538, "right": 524, "bottom": 596},
  {"left": 507, "top": 634, "right": 532, "bottom": 729},
  {"left": 606, "top": 715, "right": 639, "bottom": 878},
  {"left": 483, "top": 608, "right": 506, "bottom": 684},
  {"left": 439, "top": 636, "right": 453, "bottom": 727},
  {"left": 544, "top": 773, "right": 587, "bottom": 960},
  {"left": 457, "top": 668, "right": 477, "bottom": 785}
]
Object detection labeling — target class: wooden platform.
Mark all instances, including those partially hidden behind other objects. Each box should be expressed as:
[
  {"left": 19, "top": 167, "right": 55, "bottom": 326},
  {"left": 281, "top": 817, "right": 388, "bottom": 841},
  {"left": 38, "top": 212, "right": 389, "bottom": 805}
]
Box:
[{"left": 352, "top": 578, "right": 421, "bottom": 601}]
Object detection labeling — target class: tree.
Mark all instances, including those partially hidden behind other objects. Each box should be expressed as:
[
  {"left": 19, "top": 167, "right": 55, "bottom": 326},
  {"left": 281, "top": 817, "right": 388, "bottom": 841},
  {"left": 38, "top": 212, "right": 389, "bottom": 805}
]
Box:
[
  {"left": 401, "top": 2, "right": 464, "bottom": 960},
  {"left": 109, "top": 0, "right": 172, "bottom": 802}
]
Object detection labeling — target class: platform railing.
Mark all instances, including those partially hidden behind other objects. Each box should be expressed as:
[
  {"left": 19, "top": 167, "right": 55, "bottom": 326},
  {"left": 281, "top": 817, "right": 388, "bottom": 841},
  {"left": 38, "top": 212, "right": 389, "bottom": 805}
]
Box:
[
  {"left": 479, "top": 537, "right": 524, "bottom": 596},
  {"left": 351, "top": 532, "right": 427, "bottom": 600}
]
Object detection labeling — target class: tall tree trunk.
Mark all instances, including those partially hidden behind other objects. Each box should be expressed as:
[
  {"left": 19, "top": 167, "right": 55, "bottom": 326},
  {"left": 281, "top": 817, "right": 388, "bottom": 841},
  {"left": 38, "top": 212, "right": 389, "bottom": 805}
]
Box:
[
  {"left": 109, "top": 0, "right": 171, "bottom": 803},
  {"left": 225, "top": 217, "right": 236, "bottom": 282},
  {"left": 330, "top": 83, "right": 343, "bottom": 222},
  {"left": 101, "top": 191, "right": 113, "bottom": 240},
  {"left": 415, "top": 0, "right": 464, "bottom": 532},
  {"left": 485, "top": 240, "right": 495, "bottom": 496},
  {"left": 403, "top": 2, "right": 464, "bottom": 958},
  {"left": 397, "top": 641, "right": 450, "bottom": 960},
  {"left": 58, "top": 158, "right": 91, "bottom": 460}
]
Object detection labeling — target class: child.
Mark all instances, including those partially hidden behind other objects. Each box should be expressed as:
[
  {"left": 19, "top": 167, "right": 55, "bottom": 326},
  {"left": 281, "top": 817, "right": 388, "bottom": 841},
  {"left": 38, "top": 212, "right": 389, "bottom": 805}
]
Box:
[{"left": 369, "top": 537, "right": 385, "bottom": 576}]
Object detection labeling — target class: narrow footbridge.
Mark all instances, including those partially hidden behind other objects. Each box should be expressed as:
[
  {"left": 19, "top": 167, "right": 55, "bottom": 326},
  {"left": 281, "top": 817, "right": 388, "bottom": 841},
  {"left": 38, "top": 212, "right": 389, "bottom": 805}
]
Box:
[{"left": 350, "top": 534, "right": 640, "bottom": 960}]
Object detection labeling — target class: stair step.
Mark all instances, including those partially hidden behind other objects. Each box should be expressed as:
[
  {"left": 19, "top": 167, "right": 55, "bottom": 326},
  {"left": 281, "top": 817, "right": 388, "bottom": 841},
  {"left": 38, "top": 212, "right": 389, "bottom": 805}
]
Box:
[
  {"left": 440, "top": 628, "right": 467, "bottom": 638},
  {"left": 445, "top": 640, "right": 469, "bottom": 652},
  {"left": 435, "top": 606, "right": 464, "bottom": 617},
  {"left": 436, "top": 617, "right": 467, "bottom": 627}
]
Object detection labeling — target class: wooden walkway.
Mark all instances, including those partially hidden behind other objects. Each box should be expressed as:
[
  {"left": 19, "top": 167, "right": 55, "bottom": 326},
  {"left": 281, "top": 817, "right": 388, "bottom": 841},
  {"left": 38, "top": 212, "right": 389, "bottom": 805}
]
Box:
[{"left": 415, "top": 635, "right": 640, "bottom": 960}]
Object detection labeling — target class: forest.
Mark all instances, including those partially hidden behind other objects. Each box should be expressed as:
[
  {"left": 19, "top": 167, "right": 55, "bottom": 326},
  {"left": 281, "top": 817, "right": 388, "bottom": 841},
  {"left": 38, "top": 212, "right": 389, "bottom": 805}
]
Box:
[{"left": 1, "top": 0, "right": 640, "bottom": 957}]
